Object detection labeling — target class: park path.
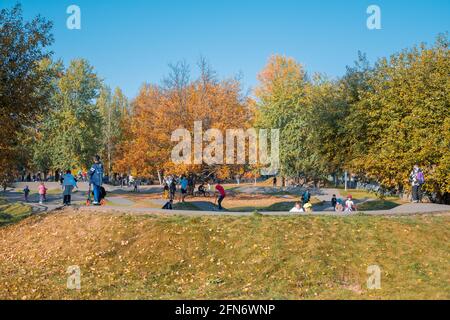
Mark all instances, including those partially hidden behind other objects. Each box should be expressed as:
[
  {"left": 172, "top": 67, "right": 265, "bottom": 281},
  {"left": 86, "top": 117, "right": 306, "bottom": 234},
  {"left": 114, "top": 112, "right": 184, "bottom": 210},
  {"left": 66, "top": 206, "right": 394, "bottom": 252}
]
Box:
[
  {"left": 2, "top": 184, "right": 449, "bottom": 217},
  {"left": 77, "top": 202, "right": 450, "bottom": 216}
]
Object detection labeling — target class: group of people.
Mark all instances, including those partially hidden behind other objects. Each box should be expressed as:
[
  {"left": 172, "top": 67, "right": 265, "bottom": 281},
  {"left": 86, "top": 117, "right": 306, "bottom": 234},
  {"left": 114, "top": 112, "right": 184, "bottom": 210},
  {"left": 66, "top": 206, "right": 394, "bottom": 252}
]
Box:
[
  {"left": 22, "top": 183, "right": 48, "bottom": 205},
  {"left": 331, "top": 194, "right": 356, "bottom": 213},
  {"left": 22, "top": 155, "right": 105, "bottom": 206},
  {"left": 162, "top": 175, "right": 226, "bottom": 211},
  {"left": 289, "top": 189, "right": 357, "bottom": 213},
  {"left": 289, "top": 189, "right": 313, "bottom": 213}
]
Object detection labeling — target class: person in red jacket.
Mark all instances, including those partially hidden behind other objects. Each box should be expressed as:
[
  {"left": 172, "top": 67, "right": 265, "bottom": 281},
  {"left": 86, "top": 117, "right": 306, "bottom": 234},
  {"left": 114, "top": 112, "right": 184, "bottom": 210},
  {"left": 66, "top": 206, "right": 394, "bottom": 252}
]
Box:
[{"left": 214, "top": 181, "right": 226, "bottom": 210}]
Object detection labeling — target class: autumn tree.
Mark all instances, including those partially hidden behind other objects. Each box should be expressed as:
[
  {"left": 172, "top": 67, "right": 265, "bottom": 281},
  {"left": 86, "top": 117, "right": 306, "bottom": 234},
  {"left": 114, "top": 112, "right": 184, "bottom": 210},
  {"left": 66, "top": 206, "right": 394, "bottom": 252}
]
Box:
[{"left": 115, "top": 59, "right": 253, "bottom": 182}]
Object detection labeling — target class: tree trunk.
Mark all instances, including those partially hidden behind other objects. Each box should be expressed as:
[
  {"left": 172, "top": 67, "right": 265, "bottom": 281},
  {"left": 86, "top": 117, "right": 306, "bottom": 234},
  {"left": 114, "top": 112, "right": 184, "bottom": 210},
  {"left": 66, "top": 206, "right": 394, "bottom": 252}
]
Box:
[{"left": 157, "top": 170, "right": 163, "bottom": 186}]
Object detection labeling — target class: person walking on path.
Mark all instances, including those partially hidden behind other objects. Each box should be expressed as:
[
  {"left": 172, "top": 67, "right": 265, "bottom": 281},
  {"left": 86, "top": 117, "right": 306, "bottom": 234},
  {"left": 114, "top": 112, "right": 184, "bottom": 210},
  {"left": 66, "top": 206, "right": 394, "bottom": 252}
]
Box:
[
  {"left": 88, "top": 155, "right": 104, "bottom": 205},
  {"left": 38, "top": 182, "right": 47, "bottom": 204},
  {"left": 180, "top": 175, "right": 188, "bottom": 202},
  {"left": 215, "top": 181, "right": 226, "bottom": 211},
  {"left": 23, "top": 185, "right": 30, "bottom": 202},
  {"left": 409, "top": 164, "right": 424, "bottom": 203},
  {"left": 59, "top": 173, "right": 64, "bottom": 190},
  {"left": 63, "top": 169, "right": 78, "bottom": 206},
  {"left": 169, "top": 179, "right": 177, "bottom": 200}
]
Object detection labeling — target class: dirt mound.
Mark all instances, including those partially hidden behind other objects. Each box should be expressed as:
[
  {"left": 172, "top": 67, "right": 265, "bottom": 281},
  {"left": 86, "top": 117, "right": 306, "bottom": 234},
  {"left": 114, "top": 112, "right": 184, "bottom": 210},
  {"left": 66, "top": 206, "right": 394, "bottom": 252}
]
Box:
[{"left": 0, "top": 208, "right": 449, "bottom": 300}]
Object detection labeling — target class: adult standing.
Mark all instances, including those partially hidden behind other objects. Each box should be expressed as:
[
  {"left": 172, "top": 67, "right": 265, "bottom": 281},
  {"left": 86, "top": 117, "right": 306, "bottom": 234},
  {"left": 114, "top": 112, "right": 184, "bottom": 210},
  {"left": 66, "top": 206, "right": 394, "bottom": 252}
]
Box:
[
  {"left": 59, "top": 173, "right": 64, "bottom": 190},
  {"left": 180, "top": 175, "right": 188, "bottom": 202},
  {"left": 169, "top": 179, "right": 177, "bottom": 200},
  {"left": 409, "top": 164, "right": 424, "bottom": 203},
  {"left": 89, "top": 155, "right": 104, "bottom": 205}
]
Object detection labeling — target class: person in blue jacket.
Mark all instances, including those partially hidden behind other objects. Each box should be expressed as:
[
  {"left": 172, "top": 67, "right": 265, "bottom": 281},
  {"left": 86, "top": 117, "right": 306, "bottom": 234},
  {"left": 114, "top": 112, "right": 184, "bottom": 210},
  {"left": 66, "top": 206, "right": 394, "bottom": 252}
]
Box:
[
  {"left": 63, "top": 169, "right": 78, "bottom": 205},
  {"left": 88, "top": 155, "right": 104, "bottom": 205}
]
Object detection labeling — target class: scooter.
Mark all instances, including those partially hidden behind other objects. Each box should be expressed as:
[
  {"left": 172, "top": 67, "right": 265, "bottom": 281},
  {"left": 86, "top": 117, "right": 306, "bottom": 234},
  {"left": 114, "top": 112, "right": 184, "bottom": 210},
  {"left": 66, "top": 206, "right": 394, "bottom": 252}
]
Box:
[{"left": 86, "top": 184, "right": 107, "bottom": 206}]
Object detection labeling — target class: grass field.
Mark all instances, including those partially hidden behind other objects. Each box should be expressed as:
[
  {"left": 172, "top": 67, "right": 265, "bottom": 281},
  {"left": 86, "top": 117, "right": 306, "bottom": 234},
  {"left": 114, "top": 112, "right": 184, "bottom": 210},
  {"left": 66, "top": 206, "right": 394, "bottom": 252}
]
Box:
[
  {"left": 338, "top": 188, "right": 406, "bottom": 211},
  {"left": 0, "top": 198, "right": 33, "bottom": 227},
  {"left": 0, "top": 209, "right": 448, "bottom": 300}
]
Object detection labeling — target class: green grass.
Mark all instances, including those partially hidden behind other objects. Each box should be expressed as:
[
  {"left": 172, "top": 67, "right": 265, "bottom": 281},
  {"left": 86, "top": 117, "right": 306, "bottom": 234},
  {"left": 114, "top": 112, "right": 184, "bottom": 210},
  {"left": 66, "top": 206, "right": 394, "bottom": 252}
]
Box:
[
  {"left": 173, "top": 201, "right": 201, "bottom": 211},
  {"left": 0, "top": 198, "right": 33, "bottom": 227},
  {"left": 227, "top": 197, "right": 323, "bottom": 212},
  {"left": 337, "top": 188, "right": 405, "bottom": 211},
  {"left": 337, "top": 188, "right": 402, "bottom": 201},
  {"left": 357, "top": 200, "right": 401, "bottom": 211},
  {"left": 337, "top": 188, "right": 381, "bottom": 200},
  {"left": 0, "top": 211, "right": 448, "bottom": 300}
]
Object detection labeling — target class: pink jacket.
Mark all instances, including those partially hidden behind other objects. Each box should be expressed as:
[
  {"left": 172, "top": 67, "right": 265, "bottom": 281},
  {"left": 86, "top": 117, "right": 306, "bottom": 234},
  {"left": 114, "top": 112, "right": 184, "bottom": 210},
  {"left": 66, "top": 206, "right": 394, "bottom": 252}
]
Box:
[{"left": 38, "top": 185, "right": 47, "bottom": 195}]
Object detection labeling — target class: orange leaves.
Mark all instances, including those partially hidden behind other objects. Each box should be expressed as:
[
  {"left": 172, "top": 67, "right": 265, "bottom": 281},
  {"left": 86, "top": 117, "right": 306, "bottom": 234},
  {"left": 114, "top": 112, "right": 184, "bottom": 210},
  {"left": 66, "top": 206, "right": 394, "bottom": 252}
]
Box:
[{"left": 114, "top": 64, "right": 253, "bottom": 178}]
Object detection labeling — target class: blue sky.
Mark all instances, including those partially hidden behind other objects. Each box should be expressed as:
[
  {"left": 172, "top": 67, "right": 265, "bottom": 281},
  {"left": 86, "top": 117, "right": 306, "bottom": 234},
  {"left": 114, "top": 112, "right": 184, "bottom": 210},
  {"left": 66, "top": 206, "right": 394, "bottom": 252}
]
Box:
[{"left": 2, "top": 0, "right": 449, "bottom": 98}]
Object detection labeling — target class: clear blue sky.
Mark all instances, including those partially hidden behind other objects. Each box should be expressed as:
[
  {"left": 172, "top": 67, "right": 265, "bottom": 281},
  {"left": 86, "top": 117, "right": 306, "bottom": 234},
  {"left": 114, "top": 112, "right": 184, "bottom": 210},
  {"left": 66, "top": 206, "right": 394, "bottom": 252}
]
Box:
[{"left": 3, "top": 0, "right": 449, "bottom": 98}]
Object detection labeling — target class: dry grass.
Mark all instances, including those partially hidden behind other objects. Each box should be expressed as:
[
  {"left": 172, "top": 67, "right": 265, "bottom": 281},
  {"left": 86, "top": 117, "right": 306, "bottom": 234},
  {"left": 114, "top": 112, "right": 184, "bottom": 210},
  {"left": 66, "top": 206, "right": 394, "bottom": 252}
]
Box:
[{"left": 0, "top": 208, "right": 449, "bottom": 300}]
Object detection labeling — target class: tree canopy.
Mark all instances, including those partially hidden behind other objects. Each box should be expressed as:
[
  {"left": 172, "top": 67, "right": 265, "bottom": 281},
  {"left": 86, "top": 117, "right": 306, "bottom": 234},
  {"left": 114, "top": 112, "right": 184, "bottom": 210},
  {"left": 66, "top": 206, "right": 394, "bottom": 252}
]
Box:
[{"left": 0, "top": 2, "right": 448, "bottom": 202}]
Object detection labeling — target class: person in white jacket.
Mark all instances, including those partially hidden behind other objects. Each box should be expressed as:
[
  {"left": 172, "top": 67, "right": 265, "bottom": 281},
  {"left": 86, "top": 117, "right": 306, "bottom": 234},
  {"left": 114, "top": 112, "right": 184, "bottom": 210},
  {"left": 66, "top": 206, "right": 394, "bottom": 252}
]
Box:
[{"left": 289, "top": 202, "right": 304, "bottom": 213}]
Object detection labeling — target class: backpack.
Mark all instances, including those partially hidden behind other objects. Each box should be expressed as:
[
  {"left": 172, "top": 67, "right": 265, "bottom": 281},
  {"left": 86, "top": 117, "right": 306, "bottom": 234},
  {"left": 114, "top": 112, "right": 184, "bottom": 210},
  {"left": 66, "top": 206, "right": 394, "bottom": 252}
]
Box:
[{"left": 417, "top": 171, "right": 425, "bottom": 185}]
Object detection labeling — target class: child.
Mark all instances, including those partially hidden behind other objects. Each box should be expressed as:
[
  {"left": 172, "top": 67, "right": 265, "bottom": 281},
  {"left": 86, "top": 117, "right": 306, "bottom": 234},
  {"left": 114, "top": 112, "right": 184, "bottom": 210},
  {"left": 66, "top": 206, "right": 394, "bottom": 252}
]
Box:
[
  {"left": 162, "top": 199, "right": 173, "bottom": 210},
  {"left": 289, "top": 202, "right": 304, "bottom": 213},
  {"left": 63, "top": 170, "right": 78, "bottom": 206},
  {"left": 38, "top": 182, "right": 47, "bottom": 204},
  {"left": 303, "top": 202, "right": 313, "bottom": 212},
  {"left": 215, "top": 181, "right": 226, "bottom": 210},
  {"left": 163, "top": 183, "right": 170, "bottom": 199},
  {"left": 331, "top": 194, "right": 337, "bottom": 209},
  {"left": 197, "top": 182, "right": 207, "bottom": 197},
  {"left": 23, "top": 185, "right": 30, "bottom": 202},
  {"left": 344, "top": 195, "right": 356, "bottom": 213},
  {"left": 335, "top": 198, "right": 344, "bottom": 212}
]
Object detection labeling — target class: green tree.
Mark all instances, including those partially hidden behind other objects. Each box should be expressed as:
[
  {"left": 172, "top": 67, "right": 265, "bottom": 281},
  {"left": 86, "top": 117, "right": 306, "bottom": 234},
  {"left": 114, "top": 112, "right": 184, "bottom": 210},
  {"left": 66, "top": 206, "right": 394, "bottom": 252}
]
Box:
[
  {"left": 0, "top": 4, "right": 54, "bottom": 186},
  {"left": 98, "top": 86, "right": 129, "bottom": 175},
  {"left": 254, "top": 55, "right": 311, "bottom": 181},
  {"left": 345, "top": 34, "right": 450, "bottom": 201},
  {"left": 42, "top": 59, "right": 103, "bottom": 170}
]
